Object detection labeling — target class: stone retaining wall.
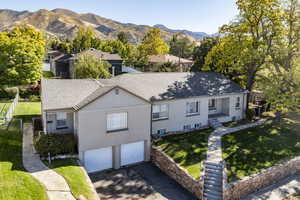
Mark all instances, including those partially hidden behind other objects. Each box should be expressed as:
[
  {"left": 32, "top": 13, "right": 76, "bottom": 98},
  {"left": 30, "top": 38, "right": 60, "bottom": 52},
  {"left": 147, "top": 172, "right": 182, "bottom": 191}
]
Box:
[
  {"left": 151, "top": 147, "right": 203, "bottom": 199},
  {"left": 224, "top": 156, "right": 300, "bottom": 200}
]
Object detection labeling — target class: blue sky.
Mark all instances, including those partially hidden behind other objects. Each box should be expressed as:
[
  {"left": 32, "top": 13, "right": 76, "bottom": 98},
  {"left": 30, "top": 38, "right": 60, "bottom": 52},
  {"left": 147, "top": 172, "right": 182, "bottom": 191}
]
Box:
[{"left": 1, "top": 0, "right": 239, "bottom": 34}]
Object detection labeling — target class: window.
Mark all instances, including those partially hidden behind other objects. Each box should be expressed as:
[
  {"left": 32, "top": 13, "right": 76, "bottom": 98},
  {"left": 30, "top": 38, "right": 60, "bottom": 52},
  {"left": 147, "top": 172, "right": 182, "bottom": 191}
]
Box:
[
  {"left": 194, "top": 123, "right": 201, "bottom": 129},
  {"left": 152, "top": 104, "right": 168, "bottom": 120},
  {"left": 186, "top": 101, "right": 200, "bottom": 115},
  {"left": 56, "top": 112, "right": 67, "bottom": 128},
  {"left": 107, "top": 112, "right": 128, "bottom": 132},
  {"left": 157, "top": 129, "right": 167, "bottom": 135},
  {"left": 235, "top": 97, "right": 241, "bottom": 109},
  {"left": 183, "top": 124, "right": 191, "bottom": 131},
  {"left": 208, "top": 99, "right": 216, "bottom": 111}
]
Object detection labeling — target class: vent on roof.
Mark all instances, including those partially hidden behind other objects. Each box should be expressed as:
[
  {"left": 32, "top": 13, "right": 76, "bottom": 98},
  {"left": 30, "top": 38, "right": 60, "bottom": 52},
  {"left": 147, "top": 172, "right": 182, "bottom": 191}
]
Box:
[{"left": 115, "top": 88, "right": 119, "bottom": 95}]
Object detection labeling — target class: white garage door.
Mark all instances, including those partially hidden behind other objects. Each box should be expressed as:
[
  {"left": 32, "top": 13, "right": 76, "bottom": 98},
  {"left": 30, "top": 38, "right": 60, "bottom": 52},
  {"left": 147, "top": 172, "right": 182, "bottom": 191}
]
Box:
[
  {"left": 84, "top": 147, "right": 112, "bottom": 173},
  {"left": 121, "top": 141, "right": 144, "bottom": 166}
]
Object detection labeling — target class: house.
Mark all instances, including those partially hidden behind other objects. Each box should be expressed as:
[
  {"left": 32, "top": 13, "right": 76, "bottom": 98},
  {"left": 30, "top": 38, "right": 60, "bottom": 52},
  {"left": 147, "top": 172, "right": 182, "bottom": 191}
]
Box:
[
  {"left": 148, "top": 54, "right": 194, "bottom": 72},
  {"left": 41, "top": 72, "right": 247, "bottom": 173},
  {"left": 49, "top": 49, "right": 123, "bottom": 78}
]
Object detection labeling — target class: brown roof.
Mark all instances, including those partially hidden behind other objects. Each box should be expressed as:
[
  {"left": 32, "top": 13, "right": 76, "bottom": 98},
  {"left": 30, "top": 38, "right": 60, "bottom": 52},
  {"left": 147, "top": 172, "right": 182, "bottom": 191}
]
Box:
[
  {"left": 72, "top": 49, "right": 122, "bottom": 61},
  {"left": 148, "top": 54, "right": 193, "bottom": 64}
]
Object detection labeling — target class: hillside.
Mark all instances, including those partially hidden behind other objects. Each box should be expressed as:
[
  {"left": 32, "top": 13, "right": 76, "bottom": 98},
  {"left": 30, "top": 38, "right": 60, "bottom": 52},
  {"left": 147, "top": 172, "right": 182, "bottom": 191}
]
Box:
[{"left": 0, "top": 8, "right": 212, "bottom": 43}]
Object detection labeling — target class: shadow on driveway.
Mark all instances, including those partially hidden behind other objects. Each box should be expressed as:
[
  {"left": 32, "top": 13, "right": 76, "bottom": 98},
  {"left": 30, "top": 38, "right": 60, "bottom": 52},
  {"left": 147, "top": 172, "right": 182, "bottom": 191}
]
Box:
[{"left": 89, "top": 162, "right": 197, "bottom": 200}]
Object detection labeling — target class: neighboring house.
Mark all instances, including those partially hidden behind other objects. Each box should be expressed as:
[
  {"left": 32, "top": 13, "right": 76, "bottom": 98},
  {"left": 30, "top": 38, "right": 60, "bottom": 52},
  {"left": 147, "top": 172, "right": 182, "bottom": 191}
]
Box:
[
  {"left": 148, "top": 54, "right": 194, "bottom": 72},
  {"left": 41, "top": 72, "right": 247, "bottom": 173},
  {"left": 49, "top": 49, "right": 123, "bottom": 79}
]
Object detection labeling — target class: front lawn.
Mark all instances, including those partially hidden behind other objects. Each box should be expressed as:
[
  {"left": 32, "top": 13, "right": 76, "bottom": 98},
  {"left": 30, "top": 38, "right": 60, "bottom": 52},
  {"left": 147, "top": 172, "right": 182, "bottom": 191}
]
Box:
[
  {"left": 45, "top": 159, "right": 96, "bottom": 200},
  {"left": 0, "top": 121, "right": 48, "bottom": 200},
  {"left": 222, "top": 112, "right": 300, "bottom": 182},
  {"left": 14, "top": 102, "right": 41, "bottom": 122},
  {"left": 154, "top": 129, "right": 212, "bottom": 179}
]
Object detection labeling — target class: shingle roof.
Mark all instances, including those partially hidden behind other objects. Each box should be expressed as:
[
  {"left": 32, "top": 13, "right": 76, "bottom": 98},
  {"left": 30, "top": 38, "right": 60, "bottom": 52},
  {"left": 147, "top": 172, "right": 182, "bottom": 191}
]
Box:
[
  {"left": 41, "top": 79, "right": 101, "bottom": 110},
  {"left": 101, "top": 72, "right": 246, "bottom": 101},
  {"left": 148, "top": 54, "right": 193, "bottom": 64},
  {"left": 41, "top": 72, "right": 246, "bottom": 110}
]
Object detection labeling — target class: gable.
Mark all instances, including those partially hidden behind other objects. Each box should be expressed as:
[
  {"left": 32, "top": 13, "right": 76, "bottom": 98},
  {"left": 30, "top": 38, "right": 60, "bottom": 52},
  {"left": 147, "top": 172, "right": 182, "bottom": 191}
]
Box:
[{"left": 80, "top": 87, "right": 150, "bottom": 111}]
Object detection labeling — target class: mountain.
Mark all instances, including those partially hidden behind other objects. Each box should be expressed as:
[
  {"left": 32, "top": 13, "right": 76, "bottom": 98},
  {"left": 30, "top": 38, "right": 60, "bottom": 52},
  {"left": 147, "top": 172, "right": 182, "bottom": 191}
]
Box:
[
  {"left": 0, "top": 8, "right": 211, "bottom": 43},
  {"left": 153, "top": 24, "right": 212, "bottom": 39}
]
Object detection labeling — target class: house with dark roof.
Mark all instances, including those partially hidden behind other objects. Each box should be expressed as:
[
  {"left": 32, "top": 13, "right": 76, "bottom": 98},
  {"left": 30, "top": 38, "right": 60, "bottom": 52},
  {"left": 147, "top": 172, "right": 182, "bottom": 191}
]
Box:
[
  {"left": 41, "top": 72, "right": 247, "bottom": 173},
  {"left": 49, "top": 49, "right": 123, "bottom": 78}
]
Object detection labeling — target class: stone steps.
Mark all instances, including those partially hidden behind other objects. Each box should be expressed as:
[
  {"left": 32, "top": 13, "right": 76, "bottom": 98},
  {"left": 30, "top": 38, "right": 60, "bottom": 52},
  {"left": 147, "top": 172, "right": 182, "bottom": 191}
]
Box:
[
  {"left": 203, "top": 162, "right": 223, "bottom": 200},
  {"left": 208, "top": 118, "right": 224, "bottom": 129}
]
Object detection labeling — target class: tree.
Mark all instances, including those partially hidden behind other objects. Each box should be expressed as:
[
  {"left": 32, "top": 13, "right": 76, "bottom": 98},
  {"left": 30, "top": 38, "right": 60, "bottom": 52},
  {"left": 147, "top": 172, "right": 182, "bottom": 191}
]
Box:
[
  {"left": 138, "top": 28, "right": 169, "bottom": 56},
  {"left": 205, "top": 0, "right": 284, "bottom": 109},
  {"left": 72, "top": 27, "right": 97, "bottom": 53},
  {"left": 0, "top": 26, "right": 46, "bottom": 86},
  {"left": 169, "top": 34, "right": 194, "bottom": 59},
  {"left": 192, "top": 36, "right": 218, "bottom": 71},
  {"left": 117, "top": 31, "right": 129, "bottom": 44},
  {"left": 74, "top": 52, "right": 111, "bottom": 79},
  {"left": 206, "top": 0, "right": 299, "bottom": 114},
  {"left": 259, "top": 0, "right": 300, "bottom": 117},
  {"left": 150, "top": 62, "right": 179, "bottom": 72}
]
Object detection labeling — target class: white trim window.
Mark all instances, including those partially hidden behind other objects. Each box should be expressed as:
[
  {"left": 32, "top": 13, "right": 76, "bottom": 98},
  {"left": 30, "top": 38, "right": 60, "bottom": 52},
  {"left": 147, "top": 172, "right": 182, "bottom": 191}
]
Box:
[
  {"left": 152, "top": 104, "right": 168, "bottom": 120},
  {"left": 56, "top": 112, "right": 67, "bottom": 129},
  {"left": 235, "top": 97, "right": 241, "bottom": 109},
  {"left": 186, "top": 101, "right": 200, "bottom": 115},
  {"left": 208, "top": 99, "right": 216, "bottom": 111},
  {"left": 107, "top": 112, "right": 128, "bottom": 132}
]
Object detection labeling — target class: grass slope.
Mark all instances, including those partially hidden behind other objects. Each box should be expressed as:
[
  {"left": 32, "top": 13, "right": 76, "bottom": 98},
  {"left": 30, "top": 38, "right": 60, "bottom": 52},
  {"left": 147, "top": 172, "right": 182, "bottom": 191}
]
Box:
[
  {"left": 45, "top": 159, "right": 95, "bottom": 200},
  {"left": 222, "top": 113, "right": 300, "bottom": 182},
  {"left": 13, "top": 102, "right": 41, "bottom": 122},
  {"left": 155, "top": 129, "right": 212, "bottom": 179},
  {"left": 0, "top": 121, "right": 48, "bottom": 200}
]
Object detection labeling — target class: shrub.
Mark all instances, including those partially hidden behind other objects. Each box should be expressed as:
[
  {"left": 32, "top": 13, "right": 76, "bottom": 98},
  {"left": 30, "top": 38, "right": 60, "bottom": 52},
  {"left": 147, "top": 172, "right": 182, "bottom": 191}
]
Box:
[
  {"left": 0, "top": 87, "right": 18, "bottom": 100},
  {"left": 19, "top": 85, "right": 40, "bottom": 99},
  {"left": 35, "top": 134, "right": 77, "bottom": 157},
  {"left": 246, "top": 108, "right": 256, "bottom": 120}
]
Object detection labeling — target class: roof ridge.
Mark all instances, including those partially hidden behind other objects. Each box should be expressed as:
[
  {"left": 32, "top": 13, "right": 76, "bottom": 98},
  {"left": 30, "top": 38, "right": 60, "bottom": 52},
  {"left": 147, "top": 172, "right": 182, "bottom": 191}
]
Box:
[{"left": 92, "top": 79, "right": 104, "bottom": 87}]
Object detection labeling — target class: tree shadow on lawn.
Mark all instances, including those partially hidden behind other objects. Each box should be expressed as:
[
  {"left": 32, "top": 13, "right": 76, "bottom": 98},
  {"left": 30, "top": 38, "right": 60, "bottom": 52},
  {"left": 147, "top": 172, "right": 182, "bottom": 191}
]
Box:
[
  {"left": 222, "top": 113, "right": 300, "bottom": 182},
  {"left": 155, "top": 129, "right": 212, "bottom": 178}
]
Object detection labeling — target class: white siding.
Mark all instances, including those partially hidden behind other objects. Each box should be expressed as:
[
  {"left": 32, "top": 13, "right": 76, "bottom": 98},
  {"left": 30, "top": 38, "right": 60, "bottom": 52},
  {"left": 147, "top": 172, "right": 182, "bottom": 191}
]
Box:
[{"left": 152, "top": 93, "right": 245, "bottom": 134}]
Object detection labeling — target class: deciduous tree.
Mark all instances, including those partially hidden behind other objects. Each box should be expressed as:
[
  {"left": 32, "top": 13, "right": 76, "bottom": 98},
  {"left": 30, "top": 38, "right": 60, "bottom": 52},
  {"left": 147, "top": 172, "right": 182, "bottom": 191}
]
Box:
[
  {"left": 0, "top": 26, "right": 46, "bottom": 85},
  {"left": 74, "top": 52, "right": 111, "bottom": 79}
]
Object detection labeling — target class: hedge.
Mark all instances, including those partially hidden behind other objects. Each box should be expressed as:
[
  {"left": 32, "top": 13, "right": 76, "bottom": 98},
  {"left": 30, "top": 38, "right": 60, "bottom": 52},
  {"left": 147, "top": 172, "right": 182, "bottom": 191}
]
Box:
[{"left": 35, "top": 134, "right": 77, "bottom": 157}]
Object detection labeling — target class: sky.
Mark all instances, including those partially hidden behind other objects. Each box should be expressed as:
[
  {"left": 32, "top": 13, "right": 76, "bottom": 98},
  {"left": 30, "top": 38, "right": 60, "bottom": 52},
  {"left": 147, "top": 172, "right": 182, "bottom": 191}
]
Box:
[{"left": 1, "top": 0, "right": 239, "bottom": 34}]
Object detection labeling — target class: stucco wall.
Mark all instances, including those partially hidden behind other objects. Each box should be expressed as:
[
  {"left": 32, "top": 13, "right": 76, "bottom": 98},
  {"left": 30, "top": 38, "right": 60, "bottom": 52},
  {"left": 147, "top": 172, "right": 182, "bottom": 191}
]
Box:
[
  {"left": 77, "top": 88, "right": 151, "bottom": 162},
  {"left": 152, "top": 93, "right": 245, "bottom": 134},
  {"left": 224, "top": 156, "right": 300, "bottom": 200}
]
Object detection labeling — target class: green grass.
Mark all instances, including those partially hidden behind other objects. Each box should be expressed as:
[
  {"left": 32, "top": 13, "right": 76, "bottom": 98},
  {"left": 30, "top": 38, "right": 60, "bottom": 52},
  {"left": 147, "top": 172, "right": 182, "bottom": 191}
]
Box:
[
  {"left": 13, "top": 102, "right": 41, "bottom": 122},
  {"left": 155, "top": 129, "right": 212, "bottom": 179},
  {"left": 0, "top": 120, "right": 48, "bottom": 200},
  {"left": 222, "top": 112, "right": 300, "bottom": 182},
  {"left": 45, "top": 159, "right": 95, "bottom": 200}
]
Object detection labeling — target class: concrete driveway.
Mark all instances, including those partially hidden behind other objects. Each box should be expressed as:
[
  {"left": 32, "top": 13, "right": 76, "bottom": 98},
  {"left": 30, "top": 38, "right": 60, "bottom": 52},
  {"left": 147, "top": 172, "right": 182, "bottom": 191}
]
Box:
[{"left": 89, "top": 162, "right": 197, "bottom": 200}]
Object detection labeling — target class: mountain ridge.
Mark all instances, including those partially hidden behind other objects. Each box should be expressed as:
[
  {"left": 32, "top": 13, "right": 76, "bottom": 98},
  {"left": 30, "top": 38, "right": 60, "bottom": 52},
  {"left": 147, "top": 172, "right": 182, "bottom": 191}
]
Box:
[{"left": 0, "top": 8, "right": 214, "bottom": 43}]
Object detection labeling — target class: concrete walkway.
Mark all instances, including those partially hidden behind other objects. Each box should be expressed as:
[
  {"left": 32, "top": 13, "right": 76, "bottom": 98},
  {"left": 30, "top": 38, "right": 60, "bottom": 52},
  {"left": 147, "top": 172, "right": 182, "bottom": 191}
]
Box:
[
  {"left": 206, "top": 119, "right": 266, "bottom": 163},
  {"left": 243, "top": 175, "right": 300, "bottom": 200},
  {"left": 22, "top": 123, "right": 75, "bottom": 200}
]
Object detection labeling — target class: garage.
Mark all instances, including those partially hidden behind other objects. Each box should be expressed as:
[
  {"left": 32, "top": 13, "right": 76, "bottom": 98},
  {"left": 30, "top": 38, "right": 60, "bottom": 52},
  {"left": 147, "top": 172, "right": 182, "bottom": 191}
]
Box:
[
  {"left": 121, "top": 141, "right": 145, "bottom": 166},
  {"left": 84, "top": 147, "right": 113, "bottom": 173}
]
